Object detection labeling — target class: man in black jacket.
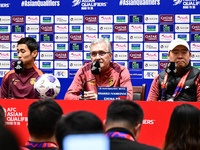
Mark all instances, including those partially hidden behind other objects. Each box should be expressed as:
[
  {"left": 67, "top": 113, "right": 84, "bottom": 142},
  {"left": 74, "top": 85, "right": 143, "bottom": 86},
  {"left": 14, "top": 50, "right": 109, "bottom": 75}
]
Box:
[{"left": 105, "top": 100, "right": 160, "bottom": 150}]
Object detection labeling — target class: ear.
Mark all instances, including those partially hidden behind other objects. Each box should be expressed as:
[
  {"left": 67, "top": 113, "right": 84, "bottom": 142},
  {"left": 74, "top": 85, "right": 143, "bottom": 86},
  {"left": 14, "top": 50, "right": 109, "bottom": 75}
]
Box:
[
  {"left": 103, "top": 119, "right": 107, "bottom": 131},
  {"left": 189, "top": 52, "right": 191, "bottom": 60},
  {"left": 32, "top": 50, "right": 38, "bottom": 58},
  {"left": 167, "top": 52, "right": 170, "bottom": 60},
  {"left": 109, "top": 52, "right": 113, "bottom": 61},
  {"left": 133, "top": 123, "right": 141, "bottom": 140}
]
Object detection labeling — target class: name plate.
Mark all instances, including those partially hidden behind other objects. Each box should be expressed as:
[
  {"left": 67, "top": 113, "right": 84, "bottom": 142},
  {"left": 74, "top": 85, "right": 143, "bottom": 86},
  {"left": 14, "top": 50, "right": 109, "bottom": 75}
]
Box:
[{"left": 97, "top": 87, "right": 127, "bottom": 100}]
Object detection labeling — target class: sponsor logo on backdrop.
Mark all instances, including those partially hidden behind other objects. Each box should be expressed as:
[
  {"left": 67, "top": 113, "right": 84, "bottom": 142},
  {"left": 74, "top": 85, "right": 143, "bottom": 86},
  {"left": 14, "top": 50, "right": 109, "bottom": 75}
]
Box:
[
  {"left": 40, "top": 16, "right": 53, "bottom": 24},
  {"left": 40, "top": 34, "right": 53, "bottom": 42},
  {"left": 84, "top": 43, "right": 91, "bottom": 51},
  {"left": 129, "top": 15, "right": 143, "bottom": 23},
  {"left": 72, "top": 0, "right": 108, "bottom": 10},
  {"left": 55, "top": 43, "right": 68, "bottom": 51},
  {"left": 192, "top": 62, "right": 200, "bottom": 69},
  {"left": 40, "top": 25, "right": 54, "bottom": 32},
  {"left": 144, "top": 43, "right": 158, "bottom": 51},
  {"left": 84, "top": 25, "right": 98, "bottom": 32},
  {"left": 144, "top": 61, "right": 158, "bottom": 69},
  {"left": 191, "top": 15, "right": 200, "bottom": 23},
  {"left": 191, "top": 52, "right": 200, "bottom": 60},
  {"left": 12, "top": 16, "right": 25, "bottom": 24},
  {"left": 99, "top": 34, "right": 112, "bottom": 41},
  {"left": 0, "top": 34, "right": 10, "bottom": 41},
  {"left": 12, "top": 34, "right": 24, "bottom": 42},
  {"left": 84, "top": 52, "right": 91, "bottom": 60},
  {"left": 175, "top": 33, "right": 189, "bottom": 41},
  {"left": 0, "top": 3, "right": 10, "bottom": 8},
  {"left": 12, "top": 52, "right": 18, "bottom": 59},
  {"left": 159, "top": 61, "right": 169, "bottom": 69},
  {"left": 160, "top": 24, "right": 174, "bottom": 32},
  {"left": 129, "top": 52, "right": 143, "bottom": 60},
  {"left": 54, "top": 61, "right": 68, "bottom": 69},
  {"left": 160, "top": 33, "right": 174, "bottom": 41},
  {"left": 113, "top": 52, "right": 128, "bottom": 60},
  {"left": 175, "top": 15, "right": 189, "bottom": 23},
  {"left": 114, "top": 34, "right": 128, "bottom": 41},
  {"left": 173, "top": 0, "right": 200, "bottom": 9},
  {"left": 144, "top": 52, "right": 158, "bottom": 60},
  {"left": 69, "top": 61, "right": 82, "bottom": 69},
  {"left": 0, "top": 16, "right": 10, "bottom": 24},
  {"left": 26, "top": 25, "right": 39, "bottom": 33},
  {"left": 0, "top": 52, "right": 10, "bottom": 59},
  {"left": 99, "top": 15, "right": 113, "bottom": 23},
  {"left": 0, "top": 25, "right": 10, "bottom": 33},
  {"left": 144, "top": 24, "right": 158, "bottom": 32},
  {"left": 54, "top": 70, "right": 68, "bottom": 78},
  {"left": 69, "top": 70, "right": 77, "bottom": 78},
  {"left": 69, "top": 43, "right": 83, "bottom": 50},
  {"left": 144, "top": 15, "right": 159, "bottom": 23},
  {"left": 114, "top": 15, "right": 128, "bottom": 23},
  {"left": 12, "top": 43, "right": 18, "bottom": 50},
  {"left": 119, "top": 0, "right": 160, "bottom": 6},
  {"left": 69, "top": 52, "right": 82, "bottom": 60},
  {"left": 128, "top": 61, "right": 143, "bottom": 69},
  {"left": 0, "top": 61, "right": 10, "bottom": 68},
  {"left": 160, "top": 15, "right": 174, "bottom": 23},
  {"left": 191, "top": 24, "right": 200, "bottom": 32},
  {"left": 55, "top": 16, "right": 68, "bottom": 23},
  {"left": 191, "top": 33, "right": 200, "bottom": 42},
  {"left": 55, "top": 34, "right": 68, "bottom": 42},
  {"left": 114, "top": 61, "right": 127, "bottom": 67},
  {"left": 144, "top": 34, "right": 158, "bottom": 41},
  {"left": 84, "top": 34, "right": 97, "bottom": 41},
  {"left": 175, "top": 24, "right": 189, "bottom": 32},
  {"left": 21, "top": 0, "right": 60, "bottom": 7},
  {"left": 159, "top": 52, "right": 168, "bottom": 60},
  {"left": 160, "top": 43, "right": 169, "bottom": 51},
  {"left": 40, "top": 61, "right": 53, "bottom": 69},
  {"left": 0, "top": 43, "right": 10, "bottom": 50},
  {"left": 114, "top": 25, "right": 128, "bottom": 32},
  {"left": 12, "top": 25, "right": 25, "bottom": 33},
  {"left": 129, "top": 43, "right": 143, "bottom": 51},
  {"left": 144, "top": 71, "right": 158, "bottom": 79},
  {"left": 70, "top": 25, "right": 83, "bottom": 32},
  {"left": 55, "top": 52, "right": 68, "bottom": 59},
  {"left": 26, "top": 16, "right": 39, "bottom": 24},
  {"left": 84, "top": 15, "right": 98, "bottom": 23},
  {"left": 114, "top": 43, "right": 127, "bottom": 51},
  {"left": 26, "top": 34, "right": 39, "bottom": 41},
  {"left": 0, "top": 70, "right": 9, "bottom": 77},
  {"left": 55, "top": 25, "right": 68, "bottom": 33},
  {"left": 40, "top": 43, "right": 53, "bottom": 50},
  {"left": 69, "top": 34, "right": 83, "bottom": 41},
  {"left": 69, "top": 15, "right": 83, "bottom": 23},
  {"left": 40, "top": 52, "right": 53, "bottom": 60},
  {"left": 129, "top": 71, "right": 143, "bottom": 79},
  {"left": 99, "top": 25, "right": 113, "bottom": 32},
  {"left": 191, "top": 43, "right": 200, "bottom": 51},
  {"left": 129, "top": 24, "right": 143, "bottom": 32},
  {"left": 129, "top": 34, "right": 143, "bottom": 41}
]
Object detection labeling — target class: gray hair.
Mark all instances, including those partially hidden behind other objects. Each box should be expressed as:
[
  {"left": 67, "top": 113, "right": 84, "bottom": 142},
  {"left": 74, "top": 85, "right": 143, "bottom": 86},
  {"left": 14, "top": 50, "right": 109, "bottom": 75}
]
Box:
[{"left": 90, "top": 38, "right": 112, "bottom": 53}]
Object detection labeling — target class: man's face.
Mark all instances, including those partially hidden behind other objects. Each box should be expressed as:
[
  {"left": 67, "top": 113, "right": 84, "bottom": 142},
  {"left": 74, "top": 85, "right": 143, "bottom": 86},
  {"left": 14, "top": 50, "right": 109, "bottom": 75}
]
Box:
[
  {"left": 17, "top": 44, "right": 37, "bottom": 68},
  {"left": 167, "top": 45, "right": 191, "bottom": 69},
  {"left": 90, "top": 42, "right": 113, "bottom": 72}
]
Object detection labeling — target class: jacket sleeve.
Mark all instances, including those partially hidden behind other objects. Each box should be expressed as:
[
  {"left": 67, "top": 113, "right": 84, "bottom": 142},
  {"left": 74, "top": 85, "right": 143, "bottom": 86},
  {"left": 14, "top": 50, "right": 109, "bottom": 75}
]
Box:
[
  {"left": 195, "top": 74, "right": 200, "bottom": 102},
  {"left": 120, "top": 67, "right": 133, "bottom": 100},
  {"left": 147, "top": 75, "right": 160, "bottom": 101},
  {"left": 1, "top": 75, "right": 9, "bottom": 99},
  {"left": 64, "top": 68, "right": 84, "bottom": 100}
]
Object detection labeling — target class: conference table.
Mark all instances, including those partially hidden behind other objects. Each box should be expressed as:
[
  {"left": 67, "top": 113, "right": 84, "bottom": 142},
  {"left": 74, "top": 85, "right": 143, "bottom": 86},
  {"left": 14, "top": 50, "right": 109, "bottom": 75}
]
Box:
[{"left": 1, "top": 99, "right": 200, "bottom": 149}]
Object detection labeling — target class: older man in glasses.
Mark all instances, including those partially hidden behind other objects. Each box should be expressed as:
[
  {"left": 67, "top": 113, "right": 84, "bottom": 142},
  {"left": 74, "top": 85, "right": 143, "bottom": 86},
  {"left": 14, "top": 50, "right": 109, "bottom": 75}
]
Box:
[{"left": 64, "top": 38, "right": 133, "bottom": 100}]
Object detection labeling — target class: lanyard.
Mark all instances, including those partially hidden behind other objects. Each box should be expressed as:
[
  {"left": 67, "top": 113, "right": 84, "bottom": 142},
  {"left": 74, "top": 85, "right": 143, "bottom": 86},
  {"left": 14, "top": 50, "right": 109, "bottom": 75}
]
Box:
[
  {"left": 161, "top": 69, "right": 191, "bottom": 100},
  {"left": 106, "top": 131, "right": 135, "bottom": 141},
  {"left": 25, "top": 141, "right": 57, "bottom": 148}
]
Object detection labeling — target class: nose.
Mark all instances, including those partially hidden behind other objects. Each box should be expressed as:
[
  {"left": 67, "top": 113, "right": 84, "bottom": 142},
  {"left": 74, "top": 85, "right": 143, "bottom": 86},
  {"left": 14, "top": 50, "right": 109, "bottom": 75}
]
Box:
[
  {"left": 17, "top": 52, "right": 22, "bottom": 58},
  {"left": 177, "top": 52, "right": 183, "bottom": 58}
]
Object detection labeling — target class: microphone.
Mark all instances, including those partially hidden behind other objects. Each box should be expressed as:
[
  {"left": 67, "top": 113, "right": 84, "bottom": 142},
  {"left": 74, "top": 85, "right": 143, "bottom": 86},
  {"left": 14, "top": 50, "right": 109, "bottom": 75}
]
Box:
[
  {"left": 9, "top": 61, "right": 24, "bottom": 98},
  {"left": 79, "top": 61, "right": 101, "bottom": 100},
  {"left": 165, "top": 62, "right": 177, "bottom": 75}
]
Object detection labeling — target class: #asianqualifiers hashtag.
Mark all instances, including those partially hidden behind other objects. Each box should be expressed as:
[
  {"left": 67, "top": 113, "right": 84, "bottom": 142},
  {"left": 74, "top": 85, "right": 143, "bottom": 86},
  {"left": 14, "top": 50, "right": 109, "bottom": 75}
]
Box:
[{"left": 21, "top": 0, "right": 60, "bottom": 7}]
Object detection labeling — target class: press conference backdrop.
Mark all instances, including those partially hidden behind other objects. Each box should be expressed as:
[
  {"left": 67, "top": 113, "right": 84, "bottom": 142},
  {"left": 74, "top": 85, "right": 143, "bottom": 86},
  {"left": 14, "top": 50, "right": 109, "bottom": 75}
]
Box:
[{"left": 0, "top": 0, "right": 200, "bottom": 99}]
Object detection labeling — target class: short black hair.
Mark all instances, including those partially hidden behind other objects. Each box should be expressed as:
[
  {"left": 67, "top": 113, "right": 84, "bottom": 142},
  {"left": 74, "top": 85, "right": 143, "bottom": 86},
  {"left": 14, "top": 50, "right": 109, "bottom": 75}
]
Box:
[
  {"left": 56, "top": 111, "right": 103, "bottom": 150},
  {"left": 28, "top": 99, "right": 63, "bottom": 139},
  {"left": 0, "top": 105, "right": 5, "bottom": 125},
  {"left": 17, "top": 37, "right": 39, "bottom": 53},
  {"left": 106, "top": 100, "right": 144, "bottom": 128}
]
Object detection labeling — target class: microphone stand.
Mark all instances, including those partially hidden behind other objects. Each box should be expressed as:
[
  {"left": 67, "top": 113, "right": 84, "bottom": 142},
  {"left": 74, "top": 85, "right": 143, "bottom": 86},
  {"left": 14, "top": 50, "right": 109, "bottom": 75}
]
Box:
[
  {"left": 9, "top": 74, "right": 21, "bottom": 99},
  {"left": 79, "top": 77, "right": 96, "bottom": 100}
]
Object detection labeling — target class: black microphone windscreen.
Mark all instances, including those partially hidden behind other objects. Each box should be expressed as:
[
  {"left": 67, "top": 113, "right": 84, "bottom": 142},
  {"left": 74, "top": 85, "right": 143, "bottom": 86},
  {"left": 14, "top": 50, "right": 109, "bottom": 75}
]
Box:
[
  {"left": 91, "top": 61, "right": 101, "bottom": 75},
  {"left": 14, "top": 60, "right": 24, "bottom": 74},
  {"left": 166, "top": 62, "right": 177, "bottom": 75}
]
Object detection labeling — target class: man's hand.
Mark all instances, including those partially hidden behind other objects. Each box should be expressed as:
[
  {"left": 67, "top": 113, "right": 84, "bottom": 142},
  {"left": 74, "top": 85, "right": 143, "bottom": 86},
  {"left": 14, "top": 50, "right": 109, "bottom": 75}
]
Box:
[{"left": 83, "top": 91, "right": 97, "bottom": 100}]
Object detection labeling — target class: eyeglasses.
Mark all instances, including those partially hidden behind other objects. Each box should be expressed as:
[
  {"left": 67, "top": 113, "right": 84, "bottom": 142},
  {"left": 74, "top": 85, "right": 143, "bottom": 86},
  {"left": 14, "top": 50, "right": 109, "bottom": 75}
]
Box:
[{"left": 90, "top": 51, "right": 110, "bottom": 57}]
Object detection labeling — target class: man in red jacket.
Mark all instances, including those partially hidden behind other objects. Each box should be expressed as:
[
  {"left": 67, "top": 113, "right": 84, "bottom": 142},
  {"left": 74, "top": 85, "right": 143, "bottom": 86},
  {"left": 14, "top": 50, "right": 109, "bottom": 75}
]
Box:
[{"left": 64, "top": 38, "right": 133, "bottom": 100}]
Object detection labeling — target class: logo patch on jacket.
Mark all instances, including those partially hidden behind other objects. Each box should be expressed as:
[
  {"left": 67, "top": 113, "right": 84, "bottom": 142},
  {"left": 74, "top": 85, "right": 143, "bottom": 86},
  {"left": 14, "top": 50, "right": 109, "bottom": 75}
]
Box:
[
  {"left": 30, "top": 78, "right": 36, "bottom": 85},
  {"left": 109, "top": 78, "right": 113, "bottom": 86}
]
